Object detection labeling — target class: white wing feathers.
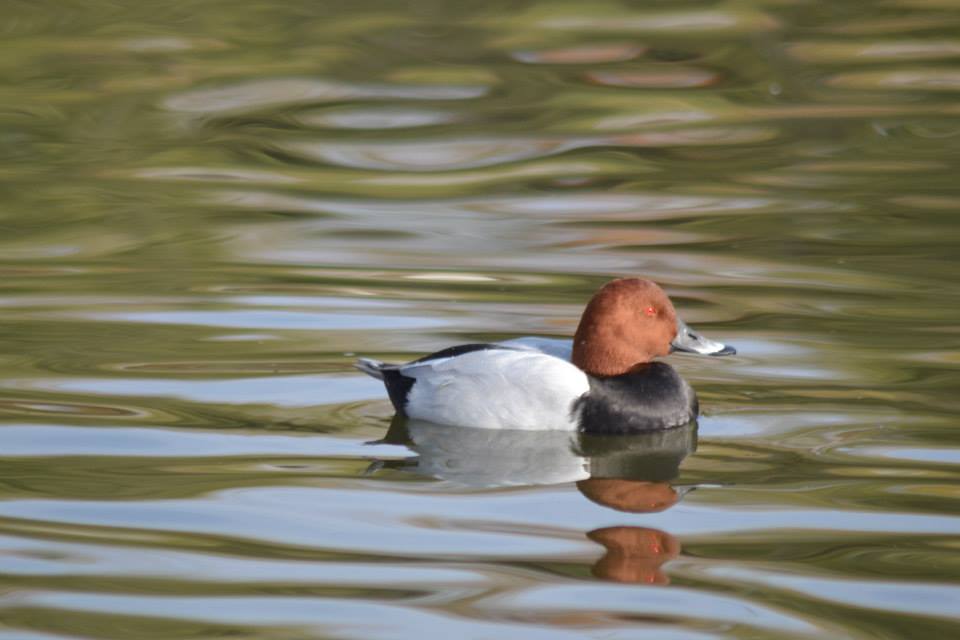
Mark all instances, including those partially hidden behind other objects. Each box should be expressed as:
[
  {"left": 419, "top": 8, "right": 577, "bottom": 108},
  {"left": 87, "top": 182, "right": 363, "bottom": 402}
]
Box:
[{"left": 401, "top": 349, "right": 589, "bottom": 430}]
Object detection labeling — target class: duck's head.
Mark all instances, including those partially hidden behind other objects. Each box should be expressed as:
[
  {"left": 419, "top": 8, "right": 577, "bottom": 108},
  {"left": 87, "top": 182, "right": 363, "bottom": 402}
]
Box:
[{"left": 572, "top": 278, "right": 734, "bottom": 377}]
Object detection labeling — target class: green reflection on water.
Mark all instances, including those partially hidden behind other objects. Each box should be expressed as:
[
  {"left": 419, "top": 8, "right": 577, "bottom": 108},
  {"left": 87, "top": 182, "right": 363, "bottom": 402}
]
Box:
[{"left": 2, "top": 1, "right": 960, "bottom": 639}]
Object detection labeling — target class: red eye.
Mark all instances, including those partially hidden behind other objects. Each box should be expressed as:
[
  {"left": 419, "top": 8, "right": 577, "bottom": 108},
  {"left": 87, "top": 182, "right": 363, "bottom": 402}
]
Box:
[{"left": 644, "top": 306, "right": 657, "bottom": 317}]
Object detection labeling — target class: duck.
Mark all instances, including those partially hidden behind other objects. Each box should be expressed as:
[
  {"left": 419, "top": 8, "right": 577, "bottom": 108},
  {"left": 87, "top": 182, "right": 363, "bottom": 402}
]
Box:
[{"left": 356, "top": 277, "right": 735, "bottom": 433}]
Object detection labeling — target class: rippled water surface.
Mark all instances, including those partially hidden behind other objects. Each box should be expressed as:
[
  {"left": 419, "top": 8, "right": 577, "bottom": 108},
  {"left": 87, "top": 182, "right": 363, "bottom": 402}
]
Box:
[{"left": 3, "top": 1, "right": 960, "bottom": 638}]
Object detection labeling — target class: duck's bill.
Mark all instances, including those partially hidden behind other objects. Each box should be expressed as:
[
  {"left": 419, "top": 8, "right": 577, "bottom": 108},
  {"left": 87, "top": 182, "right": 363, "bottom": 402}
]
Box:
[{"left": 671, "top": 319, "right": 736, "bottom": 356}]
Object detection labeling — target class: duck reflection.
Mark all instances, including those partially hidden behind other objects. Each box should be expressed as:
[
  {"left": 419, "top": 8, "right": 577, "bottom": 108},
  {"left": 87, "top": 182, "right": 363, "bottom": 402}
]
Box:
[
  {"left": 587, "top": 526, "right": 679, "bottom": 584},
  {"left": 372, "top": 417, "right": 695, "bottom": 584}
]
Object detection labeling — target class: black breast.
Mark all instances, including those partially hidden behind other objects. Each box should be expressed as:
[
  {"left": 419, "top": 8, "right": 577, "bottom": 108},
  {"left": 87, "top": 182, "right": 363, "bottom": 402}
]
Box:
[{"left": 574, "top": 362, "right": 698, "bottom": 434}]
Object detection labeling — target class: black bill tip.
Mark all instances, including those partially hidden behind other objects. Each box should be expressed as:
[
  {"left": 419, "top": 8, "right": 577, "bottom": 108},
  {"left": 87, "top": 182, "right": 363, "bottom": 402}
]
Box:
[{"left": 711, "top": 345, "right": 737, "bottom": 356}]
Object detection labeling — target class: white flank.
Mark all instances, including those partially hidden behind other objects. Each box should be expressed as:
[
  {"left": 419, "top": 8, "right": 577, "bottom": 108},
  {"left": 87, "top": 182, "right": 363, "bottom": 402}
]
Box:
[{"left": 401, "top": 349, "right": 589, "bottom": 430}]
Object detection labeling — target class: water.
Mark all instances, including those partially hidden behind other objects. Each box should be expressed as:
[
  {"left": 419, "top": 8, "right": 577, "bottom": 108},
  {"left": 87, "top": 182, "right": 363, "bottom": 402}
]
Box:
[{"left": 2, "top": 1, "right": 960, "bottom": 638}]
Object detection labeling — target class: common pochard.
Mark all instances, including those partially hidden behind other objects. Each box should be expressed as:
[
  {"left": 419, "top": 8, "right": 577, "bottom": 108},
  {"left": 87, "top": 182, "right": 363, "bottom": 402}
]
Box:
[{"left": 357, "top": 277, "right": 734, "bottom": 432}]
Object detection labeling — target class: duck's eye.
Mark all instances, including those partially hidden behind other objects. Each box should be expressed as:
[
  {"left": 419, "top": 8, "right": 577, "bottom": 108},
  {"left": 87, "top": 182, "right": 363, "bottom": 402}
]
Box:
[{"left": 644, "top": 306, "right": 657, "bottom": 317}]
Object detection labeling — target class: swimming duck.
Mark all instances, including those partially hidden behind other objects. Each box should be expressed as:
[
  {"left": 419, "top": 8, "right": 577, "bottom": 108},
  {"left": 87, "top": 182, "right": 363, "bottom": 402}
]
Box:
[{"left": 356, "top": 278, "right": 734, "bottom": 432}]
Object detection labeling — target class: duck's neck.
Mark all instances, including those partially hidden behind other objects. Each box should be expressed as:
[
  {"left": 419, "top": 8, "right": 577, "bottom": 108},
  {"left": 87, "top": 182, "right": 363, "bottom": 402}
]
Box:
[{"left": 572, "top": 322, "right": 649, "bottom": 377}]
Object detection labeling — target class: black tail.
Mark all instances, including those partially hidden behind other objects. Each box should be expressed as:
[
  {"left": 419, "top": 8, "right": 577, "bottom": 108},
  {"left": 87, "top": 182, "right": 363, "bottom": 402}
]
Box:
[
  {"left": 354, "top": 357, "right": 387, "bottom": 380},
  {"left": 356, "top": 357, "right": 412, "bottom": 414}
]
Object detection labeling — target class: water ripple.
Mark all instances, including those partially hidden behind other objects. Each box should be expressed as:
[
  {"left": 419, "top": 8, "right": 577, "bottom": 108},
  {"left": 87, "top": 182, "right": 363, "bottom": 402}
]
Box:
[
  {"left": 4, "top": 2, "right": 960, "bottom": 638},
  {"left": 279, "top": 128, "right": 780, "bottom": 171},
  {"left": 164, "top": 78, "right": 488, "bottom": 116},
  {"left": 828, "top": 68, "right": 960, "bottom": 91}
]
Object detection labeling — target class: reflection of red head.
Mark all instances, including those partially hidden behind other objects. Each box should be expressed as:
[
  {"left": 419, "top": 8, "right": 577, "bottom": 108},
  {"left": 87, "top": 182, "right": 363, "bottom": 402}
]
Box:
[
  {"left": 588, "top": 526, "right": 681, "bottom": 584},
  {"left": 576, "top": 478, "right": 679, "bottom": 513}
]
